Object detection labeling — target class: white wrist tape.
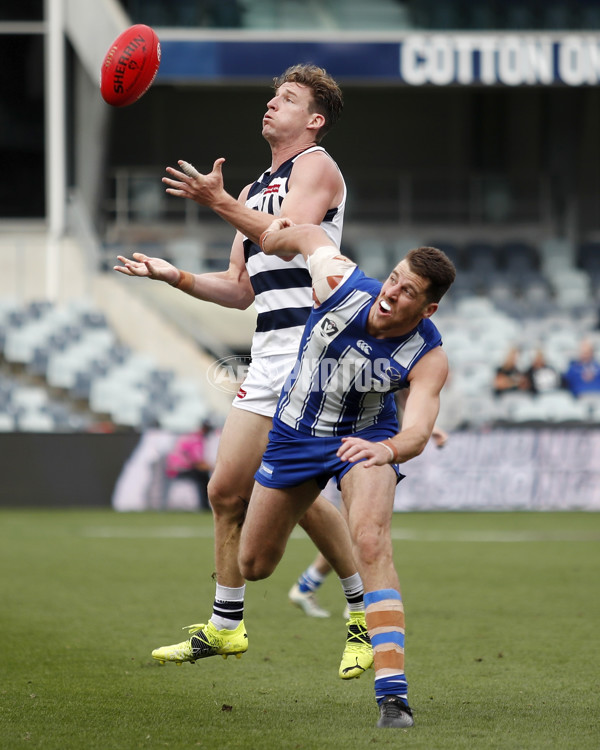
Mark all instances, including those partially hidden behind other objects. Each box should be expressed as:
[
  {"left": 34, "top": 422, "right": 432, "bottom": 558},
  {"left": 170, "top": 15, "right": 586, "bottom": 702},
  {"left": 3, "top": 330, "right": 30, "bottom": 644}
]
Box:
[{"left": 379, "top": 441, "right": 396, "bottom": 463}]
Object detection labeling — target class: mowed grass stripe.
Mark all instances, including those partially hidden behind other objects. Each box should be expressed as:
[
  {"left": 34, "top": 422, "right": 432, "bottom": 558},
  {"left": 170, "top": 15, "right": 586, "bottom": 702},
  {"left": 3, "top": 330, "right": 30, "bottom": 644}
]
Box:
[
  {"left": 0, "top": 509, "right": 598, "bottom": 750},
  {"left": 80, "top": 525, "right": 600, "bottom": 542}
]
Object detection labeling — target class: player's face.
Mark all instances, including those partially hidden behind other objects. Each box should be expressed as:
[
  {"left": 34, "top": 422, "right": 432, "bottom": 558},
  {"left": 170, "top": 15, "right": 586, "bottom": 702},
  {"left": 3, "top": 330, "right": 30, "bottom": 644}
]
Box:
[
  {"left": 369, "top": 260, "right": 438, "bottom": 337},
  {"left": 262, "top": 82, "right": 316, "bottom": 143}
]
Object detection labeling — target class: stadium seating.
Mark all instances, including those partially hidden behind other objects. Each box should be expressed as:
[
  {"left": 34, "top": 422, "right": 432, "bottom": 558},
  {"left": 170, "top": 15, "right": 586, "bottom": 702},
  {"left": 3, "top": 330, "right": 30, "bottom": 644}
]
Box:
[
  {"left": 120, "top": 0, "right": 600, "bottom": 32},
  {"left": 2, "top": 227, "right": 600, "bottom": 433},
  {"left": 504, "top": 397, "right": 548, "bottom": 426},
  {"left": 353, "top": 238, "right": 390, "bottom": 280},
  {"left": 0, "top": 298, "right": 213, "bottom": 433},
  {"left": 463, "top": 241, "right": 501, "bottom": 276},
  {"left": 577, "top": 242, "right": 600, "bottom": 293},
  {"left": 499, "top": 241, "right": 539, "bottom": 275},
  {"left": 578, "top": 393, "right": 600, "bottom": 422},
  {"left": 580, "top": 0, "right": 600, "bottom": 26},
  {"left": 326, "top": 0, "right": 411, "bottom": 30},
  {"left": 426, "top": 234, "right": 600, "bottom": 430}
]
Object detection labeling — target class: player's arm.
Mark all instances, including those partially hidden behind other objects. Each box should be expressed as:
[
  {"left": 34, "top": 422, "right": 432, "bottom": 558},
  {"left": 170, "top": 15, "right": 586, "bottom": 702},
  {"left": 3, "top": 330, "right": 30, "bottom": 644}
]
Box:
[
  {"left": 260, "top": 221, "right": 355, "bottom": 305},
  {"left": 114, "top": 232, "right": 253, "bottom": 310},
  {"left": 260, "top": 221, "right": 331, "bottom": 259},
  {"left": 395, "top": 387, "right": 448, "bottom": 447},
  {"left": 163, "top": 158, "right": 279, "bottom": 244},
  {"left": 337, "top": 347, "right": 448, "bottom": 468},
  {"left": 114, "top": 185, "right": 254, "bottom": 310},
  {"left": 163, "top": 150, "right": 342, "bottom": 243}
]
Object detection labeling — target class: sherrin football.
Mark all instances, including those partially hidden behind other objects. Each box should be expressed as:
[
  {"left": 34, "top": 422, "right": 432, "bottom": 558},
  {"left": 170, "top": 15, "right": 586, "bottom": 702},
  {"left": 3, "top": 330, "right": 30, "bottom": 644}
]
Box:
[{"left": 100, "top": 24, "right": 161, "bottom": 107}]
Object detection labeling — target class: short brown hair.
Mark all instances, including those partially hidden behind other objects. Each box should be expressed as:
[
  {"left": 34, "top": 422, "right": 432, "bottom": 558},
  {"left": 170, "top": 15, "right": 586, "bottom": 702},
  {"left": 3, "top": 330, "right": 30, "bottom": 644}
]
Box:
[
  {"left": 273, "top": 64, "right": 343, "bottom": 142},
  {"left": 405, "top": 246, "right": 456, "bottom": 303}
]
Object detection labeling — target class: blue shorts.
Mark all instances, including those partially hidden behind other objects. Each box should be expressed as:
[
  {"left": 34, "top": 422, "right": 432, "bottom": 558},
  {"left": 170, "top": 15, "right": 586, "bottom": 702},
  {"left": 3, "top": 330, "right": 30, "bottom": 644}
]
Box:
[{"left": 255, "top": 419, "right": 405, "bottom": 490}]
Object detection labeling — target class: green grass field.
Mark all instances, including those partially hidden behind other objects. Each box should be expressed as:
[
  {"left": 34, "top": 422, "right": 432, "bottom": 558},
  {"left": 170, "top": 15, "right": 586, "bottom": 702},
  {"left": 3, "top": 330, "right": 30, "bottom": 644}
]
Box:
[{"left": 1, "top": 510, "right": 599, "bottom": 750}]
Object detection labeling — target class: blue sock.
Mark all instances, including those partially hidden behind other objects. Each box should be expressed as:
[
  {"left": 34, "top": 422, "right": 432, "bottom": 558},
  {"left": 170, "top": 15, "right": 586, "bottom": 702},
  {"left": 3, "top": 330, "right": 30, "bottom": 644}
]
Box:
[
  {"left": 297, "top": 564, "right": 324, "bottom": 593},
  {"left": 365, "top": 589, "right": 408, "bottom": 707},
  {"left": 374, "top": 675, "right": 409, "bottom": 706}
]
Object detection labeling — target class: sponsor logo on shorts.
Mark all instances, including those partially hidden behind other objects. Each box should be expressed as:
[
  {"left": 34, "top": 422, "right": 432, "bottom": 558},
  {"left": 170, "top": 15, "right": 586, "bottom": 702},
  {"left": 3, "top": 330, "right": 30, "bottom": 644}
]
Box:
[
  {"left": 237, "top": 387, "right": 247, "bottom": 399},
  {"left": 259, "top": 461, "right": 274, "bottom": 475}
]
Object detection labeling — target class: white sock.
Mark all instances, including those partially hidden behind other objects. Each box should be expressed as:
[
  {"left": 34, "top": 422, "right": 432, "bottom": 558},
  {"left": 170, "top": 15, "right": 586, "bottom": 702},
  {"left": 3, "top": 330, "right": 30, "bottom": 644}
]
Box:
[
  {"left": 339, "top": 572, "right": 364, "bottom": 612},
  {"left": 210, "top": 584, "right": 245, "bottom": 630}
]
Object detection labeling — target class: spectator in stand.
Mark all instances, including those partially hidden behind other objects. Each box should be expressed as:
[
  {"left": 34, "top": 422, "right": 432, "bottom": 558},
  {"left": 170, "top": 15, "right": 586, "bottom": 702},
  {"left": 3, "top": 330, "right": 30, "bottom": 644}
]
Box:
[
  {"left": 165, "top": 419, "right": 220, "bottom": 510},
  {"left": 493, "top": 346, "right": 529, "bottom": 396},
  {"left": 524, "top": 349, "right": 563, "bottom": 395},
  {"left": 563, "top": 338, "right": 600, "bottom": 397}
]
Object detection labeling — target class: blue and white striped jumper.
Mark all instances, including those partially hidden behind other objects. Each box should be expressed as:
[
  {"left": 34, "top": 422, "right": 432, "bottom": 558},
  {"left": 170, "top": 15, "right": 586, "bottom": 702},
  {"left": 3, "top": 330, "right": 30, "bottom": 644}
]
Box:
[{"left": 274, "top": 266, "right": 442, "bottom": 437}]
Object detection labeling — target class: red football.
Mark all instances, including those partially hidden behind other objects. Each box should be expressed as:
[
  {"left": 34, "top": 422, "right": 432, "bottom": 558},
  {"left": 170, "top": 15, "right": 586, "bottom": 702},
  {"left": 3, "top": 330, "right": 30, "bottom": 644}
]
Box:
[{"left": 100, "top": 24, "right": 161, "bottom": 107}]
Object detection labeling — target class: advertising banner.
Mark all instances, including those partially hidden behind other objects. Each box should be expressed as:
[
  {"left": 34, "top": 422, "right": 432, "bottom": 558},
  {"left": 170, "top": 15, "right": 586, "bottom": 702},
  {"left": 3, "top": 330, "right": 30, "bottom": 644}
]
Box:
[{"left": 157, "top": 33, "right": 600, "bottom": 86}]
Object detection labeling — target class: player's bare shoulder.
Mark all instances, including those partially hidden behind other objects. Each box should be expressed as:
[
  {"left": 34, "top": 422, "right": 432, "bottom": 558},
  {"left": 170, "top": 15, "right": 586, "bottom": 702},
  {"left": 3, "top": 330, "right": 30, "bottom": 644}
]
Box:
[
  {"left": 238, "top": 183, "right": 253, "bottom": 203},
  {"left": 290, "top": 149, "right": 344, "bottom": 196},
  {"left": 408, "top": 345, "right": 449, "bottom": 390}
]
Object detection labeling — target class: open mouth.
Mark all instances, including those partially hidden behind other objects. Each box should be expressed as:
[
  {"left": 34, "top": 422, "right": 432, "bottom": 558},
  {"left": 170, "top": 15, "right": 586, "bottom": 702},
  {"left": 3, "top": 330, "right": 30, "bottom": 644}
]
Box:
[{"left": 379, "top": 299, "right": 392, "bottom": 314}]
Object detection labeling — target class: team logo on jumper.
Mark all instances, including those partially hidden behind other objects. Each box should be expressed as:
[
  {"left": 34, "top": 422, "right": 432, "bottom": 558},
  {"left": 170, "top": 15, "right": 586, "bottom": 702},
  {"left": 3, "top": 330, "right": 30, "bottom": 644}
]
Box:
[
  {"left": 356, "top": 340, "right": 372, "bottom": 355},
  {"left": 385, "top": 365, "right": 402, "bottom": 382},
  {"left": 320, "top": 317, "right": 339, "bottom": 337}
]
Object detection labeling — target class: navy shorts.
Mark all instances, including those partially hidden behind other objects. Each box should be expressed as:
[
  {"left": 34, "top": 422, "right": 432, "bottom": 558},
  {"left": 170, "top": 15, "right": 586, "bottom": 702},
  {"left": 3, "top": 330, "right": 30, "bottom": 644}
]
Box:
[{"left": 255, "top": 419, "right": 404, "bottom": 490}]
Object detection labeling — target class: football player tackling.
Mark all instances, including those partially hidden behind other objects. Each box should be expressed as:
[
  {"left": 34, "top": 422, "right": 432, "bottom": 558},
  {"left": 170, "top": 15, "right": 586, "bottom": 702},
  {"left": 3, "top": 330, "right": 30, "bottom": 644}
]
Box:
[{"left": 238, "top": 218, "right": 456, "bottom": 728}]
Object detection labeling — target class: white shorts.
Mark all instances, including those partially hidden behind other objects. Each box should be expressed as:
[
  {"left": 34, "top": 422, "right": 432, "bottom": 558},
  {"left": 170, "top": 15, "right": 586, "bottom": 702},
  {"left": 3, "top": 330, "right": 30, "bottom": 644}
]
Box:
[
  {"left": 232, "top": 352, "right": 297, "bottom": 419},
  {"left": 321, "top": 477, "right": 342, "bottom": 508}
]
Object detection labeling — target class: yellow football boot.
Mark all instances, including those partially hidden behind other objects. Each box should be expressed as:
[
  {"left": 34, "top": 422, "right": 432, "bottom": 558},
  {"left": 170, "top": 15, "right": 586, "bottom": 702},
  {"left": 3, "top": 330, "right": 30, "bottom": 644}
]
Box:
[
  {"left": 339, "top": 611, "right": 373, "bottom": 679},
  {"left": 152, "top": 621, "right": 248, "bottom": 665}
]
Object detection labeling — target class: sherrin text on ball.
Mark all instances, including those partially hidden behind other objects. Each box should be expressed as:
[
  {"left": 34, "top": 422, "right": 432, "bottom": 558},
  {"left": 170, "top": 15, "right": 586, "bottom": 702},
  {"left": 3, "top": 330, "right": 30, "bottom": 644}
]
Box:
[{"left": 100, "top": 24, "right": 161, "bottom": 107}]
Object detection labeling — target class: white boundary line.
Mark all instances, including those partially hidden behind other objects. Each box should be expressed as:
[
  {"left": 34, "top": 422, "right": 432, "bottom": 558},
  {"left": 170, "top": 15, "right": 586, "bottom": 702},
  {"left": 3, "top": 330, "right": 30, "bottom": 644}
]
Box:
[{"left": 81, "top": 526, "right": 600, "bottom": 542}]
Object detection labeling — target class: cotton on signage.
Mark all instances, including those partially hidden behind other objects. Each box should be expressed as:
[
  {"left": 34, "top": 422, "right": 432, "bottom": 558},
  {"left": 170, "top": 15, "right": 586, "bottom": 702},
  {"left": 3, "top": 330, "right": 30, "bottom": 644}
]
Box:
[{"left": 399, "top": 35, "right": 600, "bottom": 86}]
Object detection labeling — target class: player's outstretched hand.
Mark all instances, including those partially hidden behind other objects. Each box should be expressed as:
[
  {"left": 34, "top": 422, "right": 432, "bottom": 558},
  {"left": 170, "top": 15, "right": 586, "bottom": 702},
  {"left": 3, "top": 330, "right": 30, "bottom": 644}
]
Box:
[
  {"left": 337, "top": 437, "right": 394, "bottom": 468},
  {"left": 431, "top": 425, "right": 448, "bottom": 448},
  {"left": 163, "top": 157, "right": 226, "bottom": 206},
  {"left": 114, "top": 253, "right": 180, "bottom": 285}
]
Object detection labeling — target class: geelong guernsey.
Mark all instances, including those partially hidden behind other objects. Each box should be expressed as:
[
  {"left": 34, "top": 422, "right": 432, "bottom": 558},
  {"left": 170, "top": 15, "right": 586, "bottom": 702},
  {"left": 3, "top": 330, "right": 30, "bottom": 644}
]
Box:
[
  {"left": 275, "top": 267, "right": 442, "bottom": 437},
  {"left": 243, "top": 146, "right": 346, "bottom": 358}
]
